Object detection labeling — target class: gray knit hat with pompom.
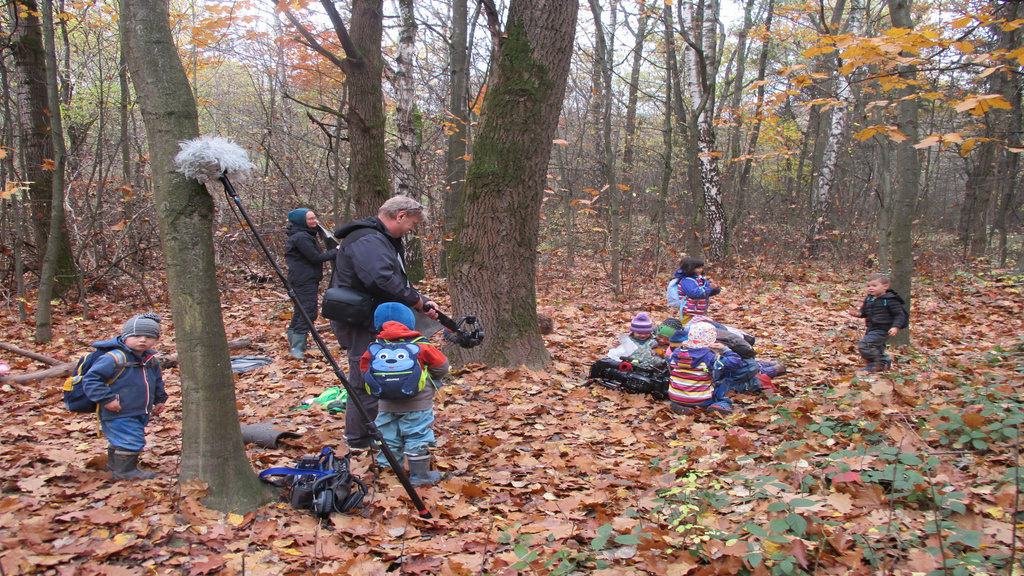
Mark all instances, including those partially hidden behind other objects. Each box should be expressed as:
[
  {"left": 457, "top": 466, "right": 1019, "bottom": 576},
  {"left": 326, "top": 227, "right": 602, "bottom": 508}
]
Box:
[{"left": 121, "top": 312, "right": 162, "bottom": 339}]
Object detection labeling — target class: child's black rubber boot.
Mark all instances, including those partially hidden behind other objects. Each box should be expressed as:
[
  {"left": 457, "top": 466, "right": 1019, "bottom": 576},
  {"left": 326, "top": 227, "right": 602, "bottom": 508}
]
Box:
[{"left": 111, "top": 450, "right": 156, "bottom": 480}]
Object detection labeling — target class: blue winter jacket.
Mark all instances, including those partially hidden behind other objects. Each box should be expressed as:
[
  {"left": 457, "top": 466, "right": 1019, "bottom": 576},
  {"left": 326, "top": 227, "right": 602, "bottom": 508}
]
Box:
[{"left": 81, "top": 337, "right": 167, "bottom": 421}]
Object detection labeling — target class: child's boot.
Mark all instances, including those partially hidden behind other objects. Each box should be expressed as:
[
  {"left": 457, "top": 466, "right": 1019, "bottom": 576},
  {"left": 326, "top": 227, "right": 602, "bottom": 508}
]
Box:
[
  {"left": 770, "top": 361, "right": 786, "bottom": 377},
  {"left": 406, "top": 448, "right": 441, "bottom": 487},
  {"left": 111, "top": 450, "right": 157, "bottom": 480},
  {"left": 286, "top": 330, "right": 306, "bottom": 360},
  {"left": 104, "top": 446, "right": 115, "bottom": 471}
]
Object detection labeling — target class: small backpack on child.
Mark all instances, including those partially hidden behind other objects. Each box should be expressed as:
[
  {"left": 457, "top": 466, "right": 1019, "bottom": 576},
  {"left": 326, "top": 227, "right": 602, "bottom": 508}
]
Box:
[
  {"left": 363, "top": 337, "right": 431, "bottom": 400},
  {"left": 63, "top": 348, "right": 138, "bottom": 413}
]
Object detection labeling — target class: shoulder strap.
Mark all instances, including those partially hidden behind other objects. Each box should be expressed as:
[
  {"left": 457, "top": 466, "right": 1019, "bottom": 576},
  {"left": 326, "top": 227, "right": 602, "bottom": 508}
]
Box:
[
  {"left": 339, "top": 227, "right": 379, "bottom": 250},
  {"left": 104, "top": 349, "right": 132, "bottom": 386}
]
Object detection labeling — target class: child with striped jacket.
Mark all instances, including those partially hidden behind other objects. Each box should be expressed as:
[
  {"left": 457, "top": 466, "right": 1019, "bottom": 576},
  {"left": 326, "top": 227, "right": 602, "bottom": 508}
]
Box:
[{"left": 667, "top": 321, "right": 743, "bottom": 415}]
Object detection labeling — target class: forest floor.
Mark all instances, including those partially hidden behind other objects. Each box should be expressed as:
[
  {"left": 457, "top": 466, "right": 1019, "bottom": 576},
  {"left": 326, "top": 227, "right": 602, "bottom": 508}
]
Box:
[{"left": 1, "top": 262, "right": 1023, "bottom": 575}]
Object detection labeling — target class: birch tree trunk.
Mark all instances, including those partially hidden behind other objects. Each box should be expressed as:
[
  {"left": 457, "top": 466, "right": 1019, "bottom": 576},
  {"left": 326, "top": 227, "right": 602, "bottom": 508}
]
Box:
[
  {"left": 393, "top": 0, "right": 419, "bottom": 199},
  {"left": 807, "top": 0, "right": 857, "bottom": 255},
  {"left": 679, "top": 0, "right": 726, "bottom": 261},
  {"left": 120, "top": 0, "right": 272, "bottom": 512}
]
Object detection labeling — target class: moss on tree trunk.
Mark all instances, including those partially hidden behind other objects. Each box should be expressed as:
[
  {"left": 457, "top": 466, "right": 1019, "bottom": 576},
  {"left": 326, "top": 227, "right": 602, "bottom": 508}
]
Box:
[{"left": 448, "top": 0, "right": 577, "bottom": 369}]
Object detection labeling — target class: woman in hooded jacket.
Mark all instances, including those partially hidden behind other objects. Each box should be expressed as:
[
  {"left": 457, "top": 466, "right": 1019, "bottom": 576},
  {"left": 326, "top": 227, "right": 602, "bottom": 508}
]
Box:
[{"left": 284, "top": 208, "right": 338, "bottom": 359}]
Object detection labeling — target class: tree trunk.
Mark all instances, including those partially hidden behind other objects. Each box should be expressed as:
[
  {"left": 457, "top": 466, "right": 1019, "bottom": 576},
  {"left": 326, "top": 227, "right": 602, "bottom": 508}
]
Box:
[
  {"left": 346, "top": 0, "right": 390, "bottom": 216},
  {"left": 806, "top": 0, "right": 855, "bottom": 255},
  {"left": 736, "top": 0, "right": 774, "bottom": 199},
  {"left": 120, "top": 0, "right": 272, "bottom": 513},
  {"left": 448, "top": 0, "right": 578, "bottom": 369},
  {"left": 620, "top": 11, "right": 648, "bottom": 261},
  {"left": 393, "top": 0, "right": 419, "bottom": 199},
  {"left": 658, "top": 4, "right": 675, "bottom": 255},
  {"left": 886, "top": 0, "right": 918, "bottom": 348},
  {"left": 679, "top": 0, "right": 726, "bottom": 261},
  {"left": 8, "top": 0, "right": 76, "bottom": 308},
  {"left": 440, "top": 0, "right": 469, "bottom": 278},
  {"left": 588, "top": 0, "right": 620, "bottom": 294},
  {"left": 990, "top": 1, "right": 1021, "bottom": 268},
  {"left": 33, "top": 0, "right": 68, "bottom": 343}
]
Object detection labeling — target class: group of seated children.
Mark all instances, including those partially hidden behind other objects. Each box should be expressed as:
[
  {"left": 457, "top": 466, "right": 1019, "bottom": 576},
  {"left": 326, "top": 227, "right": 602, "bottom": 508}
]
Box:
[
  {"left": 604, "top": 257, "right": 785, "bottom": 415},
  {"left": 604, "top": 258, "right": 910, "bottom": 415}
]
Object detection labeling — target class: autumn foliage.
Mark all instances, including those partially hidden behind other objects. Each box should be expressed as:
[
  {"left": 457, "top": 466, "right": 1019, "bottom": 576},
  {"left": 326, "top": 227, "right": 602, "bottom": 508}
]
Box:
[{"left": 0, "top": 261, "right": 1021, "bottom": 574}]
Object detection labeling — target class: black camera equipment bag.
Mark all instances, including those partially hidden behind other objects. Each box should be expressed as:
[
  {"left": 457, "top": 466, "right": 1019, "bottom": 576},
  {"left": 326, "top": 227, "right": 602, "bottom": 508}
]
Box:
[
  {"left": 259, "top": 447, "right": 368, "bottom": 518},
  {"left": 587, "top": 358, "right": 670, "bottom": 400},
  {"left": 321, "top": 286, "right": 378, "bottom": 327}
]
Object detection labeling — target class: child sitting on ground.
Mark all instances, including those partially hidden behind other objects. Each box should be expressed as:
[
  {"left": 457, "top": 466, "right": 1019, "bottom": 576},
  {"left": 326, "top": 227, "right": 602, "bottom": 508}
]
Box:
[
  {"left": 607, "top": 313, "right": 664, "bottom": 370},
  {"left": 361, "top": 302, "right": 450, "bottom": 486},
  {"left": 652, "top": 318, "right": 683, "bottom": 361},
  {"left": 668, "top": 321, "right": 743, "bottom": 415},
  {"left": 847, "top": 273, "right": 908, "bottom": 372},
  {"left": 681, "top": 314, "right": 785, "bottom": 396},
  {"left": 82, "top": 312, "right": 168, "bottom": 480},
  {"left": 667, "top": 257, "right": 722, "bottom": 324}
]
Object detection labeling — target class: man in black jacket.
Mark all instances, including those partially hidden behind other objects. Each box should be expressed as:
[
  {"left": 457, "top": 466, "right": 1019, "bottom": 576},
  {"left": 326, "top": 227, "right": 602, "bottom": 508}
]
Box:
[{"left": 331, "top": 196, "right": 438, "bottom": 452}]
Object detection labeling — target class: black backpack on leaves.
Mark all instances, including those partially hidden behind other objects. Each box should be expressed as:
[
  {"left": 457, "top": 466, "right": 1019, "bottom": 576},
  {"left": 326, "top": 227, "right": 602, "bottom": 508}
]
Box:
[{"left": 259, "top": 447, "right": 367, "bottom": 518}]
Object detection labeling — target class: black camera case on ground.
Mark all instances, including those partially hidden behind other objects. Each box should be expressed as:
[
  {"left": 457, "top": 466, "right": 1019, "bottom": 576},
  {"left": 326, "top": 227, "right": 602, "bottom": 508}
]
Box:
[{"left": 587, "top": 358, "right": 670, "bottom": 400}]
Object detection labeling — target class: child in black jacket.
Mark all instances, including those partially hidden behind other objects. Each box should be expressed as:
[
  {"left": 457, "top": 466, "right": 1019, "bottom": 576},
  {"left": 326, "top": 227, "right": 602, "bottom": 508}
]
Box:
[{"left": 848, "top": 274, "right": 908, "bottom": 372}]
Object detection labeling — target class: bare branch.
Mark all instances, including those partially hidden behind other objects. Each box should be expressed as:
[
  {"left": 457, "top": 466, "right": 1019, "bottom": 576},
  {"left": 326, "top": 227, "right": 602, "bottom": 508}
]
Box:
[
  {"left": 271, "top": 0, "right": 349, "bottom": 70},
  {"left": 319, "top": 0, "right": 361, "bottom": 64}
]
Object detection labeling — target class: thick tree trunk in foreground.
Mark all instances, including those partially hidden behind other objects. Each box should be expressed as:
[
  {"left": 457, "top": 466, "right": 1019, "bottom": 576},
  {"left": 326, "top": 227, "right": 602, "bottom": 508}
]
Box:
[
  {"left": 120, "top": 0, "right": 271, "bottom": 512},
  {"left": 448, "top": 0, "right": 578, "bottom": 369}
]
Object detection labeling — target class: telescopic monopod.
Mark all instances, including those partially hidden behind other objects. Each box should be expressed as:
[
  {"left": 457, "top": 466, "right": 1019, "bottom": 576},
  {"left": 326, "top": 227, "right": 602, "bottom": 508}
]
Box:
[{"left": 174, "top": 137, "right": 432, "bottom": 519}]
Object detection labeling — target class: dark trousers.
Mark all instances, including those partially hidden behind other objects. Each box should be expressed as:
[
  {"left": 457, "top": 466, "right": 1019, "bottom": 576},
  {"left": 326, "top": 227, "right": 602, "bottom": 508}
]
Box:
[
  {"left": 331, "top": 319, "right": 379, "bottom": 450},
  {"left": 858, "top": 328, "right": 891, "bottom": 365},
  {"left": 287, "top": 283, "right": 320, "bottom": 335}
]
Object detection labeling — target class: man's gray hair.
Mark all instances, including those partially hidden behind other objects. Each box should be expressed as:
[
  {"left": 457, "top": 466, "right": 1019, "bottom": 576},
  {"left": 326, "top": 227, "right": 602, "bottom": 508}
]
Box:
[{"left": 379, "top": 196, "right": 428, "bottom": 222}]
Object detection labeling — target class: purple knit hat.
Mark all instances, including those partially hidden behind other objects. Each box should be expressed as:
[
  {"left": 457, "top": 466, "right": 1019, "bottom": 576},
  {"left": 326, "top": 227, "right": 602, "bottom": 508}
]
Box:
[{"left": 630, "top": 312, "right": 654, "bottom": 334}]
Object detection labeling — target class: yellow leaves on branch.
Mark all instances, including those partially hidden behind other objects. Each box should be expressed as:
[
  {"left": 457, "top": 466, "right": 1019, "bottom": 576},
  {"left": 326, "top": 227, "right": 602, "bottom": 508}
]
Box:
[
  {"left": 853, "top": 125, "right": 907, "bottom": 143},
  {"left": 953, "top": 94, "right": 1013, "bottom": 116},
  {"left": 913, "top": 133, "right": 963, "bottom": 149},
  {"left": 1, "top": 181, "right": 31, "bottom": 201}
]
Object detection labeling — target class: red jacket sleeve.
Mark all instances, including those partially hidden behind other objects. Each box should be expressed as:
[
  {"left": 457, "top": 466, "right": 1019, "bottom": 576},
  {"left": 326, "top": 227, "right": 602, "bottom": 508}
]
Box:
[{"left": 417, "top": 344, "right": 448, "bottom": 369}]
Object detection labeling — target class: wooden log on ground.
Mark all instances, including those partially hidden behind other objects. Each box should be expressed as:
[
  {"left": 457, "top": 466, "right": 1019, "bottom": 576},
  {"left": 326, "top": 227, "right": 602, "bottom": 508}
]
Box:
[
  {"left": 0, "top": 342, "right": 62, "bottom": 365},
  {"left": 0, "top": 337, "right": 253, "bottom": 384}
]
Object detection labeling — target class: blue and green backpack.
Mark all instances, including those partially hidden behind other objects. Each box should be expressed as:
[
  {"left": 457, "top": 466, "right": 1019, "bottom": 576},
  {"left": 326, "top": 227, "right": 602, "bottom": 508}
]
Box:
[{"left": 363, "top": 337, "right": 430, "bottom": 400}]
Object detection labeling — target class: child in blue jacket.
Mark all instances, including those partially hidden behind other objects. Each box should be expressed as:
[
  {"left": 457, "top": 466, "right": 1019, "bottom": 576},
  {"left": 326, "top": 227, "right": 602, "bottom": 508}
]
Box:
[
  {"left": 668, "top": 322, "right": 743, "bottom": 415},
  {"left": 82, "top": 313, "right": 168, "bottom": 480},
  {"left": 667, "top": 257, "right": 722, "bottom": 324}
]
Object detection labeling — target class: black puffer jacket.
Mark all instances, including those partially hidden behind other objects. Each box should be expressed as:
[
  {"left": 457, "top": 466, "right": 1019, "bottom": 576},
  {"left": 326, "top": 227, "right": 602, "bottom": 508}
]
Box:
[
  {"left": 285, "top": 226, "right": 337, "bottom": 286},
  {"left": 332, "top": 216, "right": 424, "bottom": 308},
  {"left": 856, "top": 290, "right": 908, "bottom": 330}
]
